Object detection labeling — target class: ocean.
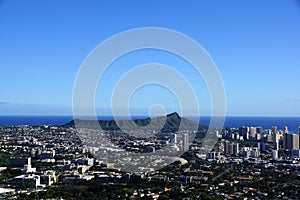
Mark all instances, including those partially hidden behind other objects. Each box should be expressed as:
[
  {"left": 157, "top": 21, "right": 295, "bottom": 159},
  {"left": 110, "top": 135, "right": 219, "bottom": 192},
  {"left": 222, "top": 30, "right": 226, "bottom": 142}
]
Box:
[
  {"left": 197, "top": 116, "right": 300, "bottom": 133},
  {"left": 0, "top": 115, "right": 299, "bottom": 133}
]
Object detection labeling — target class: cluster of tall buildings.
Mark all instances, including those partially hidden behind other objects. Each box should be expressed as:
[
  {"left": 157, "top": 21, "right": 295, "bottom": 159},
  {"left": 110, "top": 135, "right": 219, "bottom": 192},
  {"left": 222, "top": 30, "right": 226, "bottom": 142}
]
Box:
[
  {"left": 170, "top": 132, "right": 189, "bottom": 151},
  {"left": 270, "top": 125, "right": 300, "bottom": 159},
  {"left": 283, "top": 132, "right": 300, "bottom": 150},
  {"left": 224, "top": 141, "right": 239, "bottom": 156},
  {"left": 235, "top": 125, "right": 300, "bottom": 151},
  {"left": 272, "top": 126, "right": 300, "bottom": 151},
  {"left": 237, "top": 126, "right": 264, "bottom": 141},
  {"left": 219, "top": 125, "right": 300, "bottom": 159}
]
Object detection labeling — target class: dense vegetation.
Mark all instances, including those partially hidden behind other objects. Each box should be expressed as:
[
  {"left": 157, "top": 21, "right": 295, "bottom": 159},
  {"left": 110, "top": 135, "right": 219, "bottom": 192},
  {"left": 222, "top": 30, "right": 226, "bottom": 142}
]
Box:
[{"left": 0, "top": 152, "right": 11, "bottom": 167}]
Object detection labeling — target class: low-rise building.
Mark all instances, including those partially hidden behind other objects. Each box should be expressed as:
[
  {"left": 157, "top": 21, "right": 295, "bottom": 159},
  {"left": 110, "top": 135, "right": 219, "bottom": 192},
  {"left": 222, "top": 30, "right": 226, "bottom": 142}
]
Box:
[{"left": 13, "top": 174, "right": 40, "bottom": 188}]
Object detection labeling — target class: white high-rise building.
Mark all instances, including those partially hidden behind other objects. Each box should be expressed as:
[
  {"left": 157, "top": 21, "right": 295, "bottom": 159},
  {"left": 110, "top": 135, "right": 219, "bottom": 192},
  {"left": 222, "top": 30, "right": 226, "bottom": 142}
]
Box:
[
  {"left": 273, "top": 133, "right": 280, "bottom": 150},
  {"left": 182, "top": 133, "right": 189, "bottom": 151}
]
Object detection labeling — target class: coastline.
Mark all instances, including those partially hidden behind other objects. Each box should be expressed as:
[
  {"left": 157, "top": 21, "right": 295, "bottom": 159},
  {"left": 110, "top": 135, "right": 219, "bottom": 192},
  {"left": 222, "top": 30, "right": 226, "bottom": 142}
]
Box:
[{"left": 0, "top": 115, "right": 299, "bottom": 133}]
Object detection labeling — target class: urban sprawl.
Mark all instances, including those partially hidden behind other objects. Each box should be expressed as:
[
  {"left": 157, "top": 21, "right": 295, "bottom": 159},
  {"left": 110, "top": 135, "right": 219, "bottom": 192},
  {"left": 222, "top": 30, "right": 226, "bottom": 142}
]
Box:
[{"left": 0, "top": 123, "right": 299, "bottom": 199}]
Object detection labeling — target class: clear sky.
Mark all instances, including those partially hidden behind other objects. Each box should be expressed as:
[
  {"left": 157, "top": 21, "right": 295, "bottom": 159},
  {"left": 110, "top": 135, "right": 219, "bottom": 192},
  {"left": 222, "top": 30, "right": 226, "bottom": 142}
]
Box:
[{"left": 1, "top": 0, "right": 300, "bottom": 116}]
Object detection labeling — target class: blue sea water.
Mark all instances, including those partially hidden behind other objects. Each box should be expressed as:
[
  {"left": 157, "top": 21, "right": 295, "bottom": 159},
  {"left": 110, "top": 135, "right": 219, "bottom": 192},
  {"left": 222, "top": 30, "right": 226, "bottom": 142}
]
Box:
[
  {"left": 0, "top": 115, "right": 145, "bottom": 127},
  {"left": 197, "top": 116, "right": 300, "bottom": 133},
  {"left": 0, "top": 115, "right": 299, "bottom": 133},
  {"left": 0, "top": 116, "right": 74, "bottom": 127}
]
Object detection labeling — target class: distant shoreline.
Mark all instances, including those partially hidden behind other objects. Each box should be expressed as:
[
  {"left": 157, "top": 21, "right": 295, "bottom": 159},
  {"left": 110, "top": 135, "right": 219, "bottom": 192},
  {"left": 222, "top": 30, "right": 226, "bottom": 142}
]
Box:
[{"left": 0, "top": 115, "right": 299, "bottom": 133}]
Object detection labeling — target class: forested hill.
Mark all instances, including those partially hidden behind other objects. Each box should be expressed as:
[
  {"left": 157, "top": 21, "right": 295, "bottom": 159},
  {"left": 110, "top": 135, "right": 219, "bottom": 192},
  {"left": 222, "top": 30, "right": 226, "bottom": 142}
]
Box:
[{"left": 63, "top": 112, "right": 208, "bottom": 133}]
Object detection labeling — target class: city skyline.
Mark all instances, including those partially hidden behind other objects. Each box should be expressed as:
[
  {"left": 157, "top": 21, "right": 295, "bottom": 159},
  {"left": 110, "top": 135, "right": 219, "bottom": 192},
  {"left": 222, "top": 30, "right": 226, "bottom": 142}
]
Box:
[{"left": 1, "top": 0, "right": 300, "bottom": 116}]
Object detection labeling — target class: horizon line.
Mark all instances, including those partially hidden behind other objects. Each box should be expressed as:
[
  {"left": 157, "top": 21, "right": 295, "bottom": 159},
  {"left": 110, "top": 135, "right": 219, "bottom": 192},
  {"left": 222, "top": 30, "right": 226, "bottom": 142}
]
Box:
[{"left": 1, "top": 114, "right": 300, "bottom": 118}]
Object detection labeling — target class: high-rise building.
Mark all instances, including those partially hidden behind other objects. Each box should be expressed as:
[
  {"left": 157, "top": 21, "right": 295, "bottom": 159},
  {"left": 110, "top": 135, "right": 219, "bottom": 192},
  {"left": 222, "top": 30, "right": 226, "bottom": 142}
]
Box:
[
  {"left": 182, "top": 133, "right": 189, "bottom": 151},
  {"left": 234, "top": 143, "right": 239, "bottom": 155},
  {"left": 291, "top": 134, "right": 300, "bottom": 150},
  {"left": 224, "top": 140, "right": 233, "bottom": 155},
  {"left": 283, "top": 126, "right": 289, "bottom": 134},
  {"left": 170, "top": 133, "right": 177, "bottom": 144},
  {"left": 272, "top": 126, "right": 277, "bottom": 134},
  {"left": 238, "top": 126, "right": 249, "bottom": 140},
  {"left": 283, "top": 132, "right": 288, "bottom": 149},
  {"left": 250, "top": 127, "right": 257, "bottom": 140},
  {"left": 284, "top": 133, "right": 300, "bottom": 150},
  {"left": 256, "top": 126, "right": 263, "bottom": 135},
  {"left": 224, "top": 141, "right": 239, "bottom": 156},
  {"left": 273, "top": 133, "right": 280, "bottom": 150},
  {"left": 298, "top": 126, "right": 300, "bottom": 134},
  {"left": 287, "top": 134, "right": 292, "bottom": 150}
]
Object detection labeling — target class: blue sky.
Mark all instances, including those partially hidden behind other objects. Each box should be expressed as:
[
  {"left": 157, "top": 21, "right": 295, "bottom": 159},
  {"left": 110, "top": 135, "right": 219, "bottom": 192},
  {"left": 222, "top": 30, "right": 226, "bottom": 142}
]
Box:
[{"left": 1, "top": 0, "right": 300, "bottom": 116}]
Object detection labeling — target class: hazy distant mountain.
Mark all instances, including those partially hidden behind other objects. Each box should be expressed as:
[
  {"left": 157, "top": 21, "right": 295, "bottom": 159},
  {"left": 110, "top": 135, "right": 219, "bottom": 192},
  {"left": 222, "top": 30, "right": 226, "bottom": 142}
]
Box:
[{"left": 64, "top": 112, "right": 207, "bottom": 133}]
